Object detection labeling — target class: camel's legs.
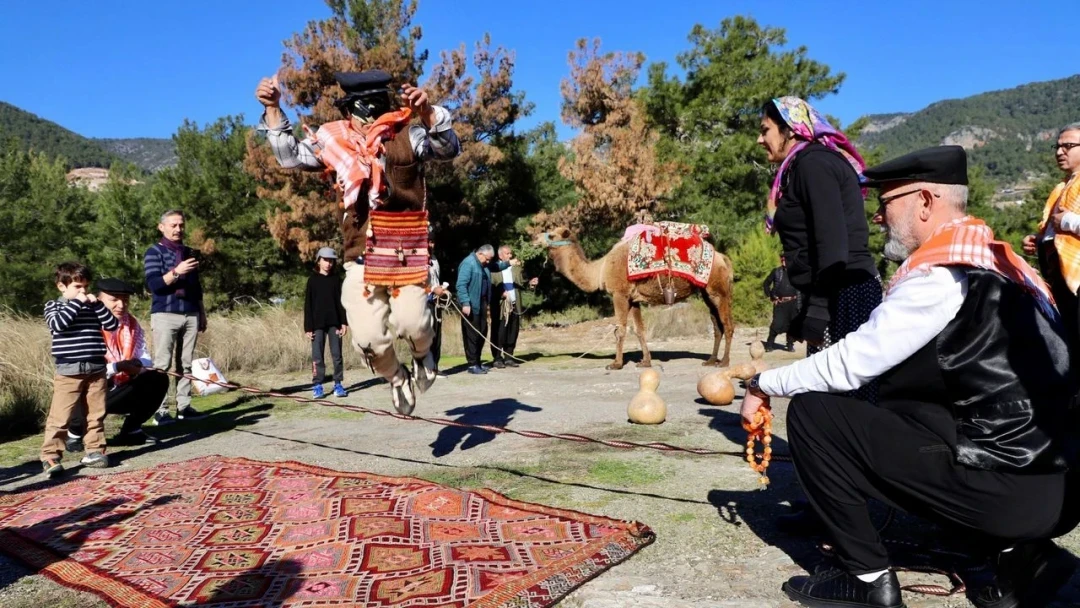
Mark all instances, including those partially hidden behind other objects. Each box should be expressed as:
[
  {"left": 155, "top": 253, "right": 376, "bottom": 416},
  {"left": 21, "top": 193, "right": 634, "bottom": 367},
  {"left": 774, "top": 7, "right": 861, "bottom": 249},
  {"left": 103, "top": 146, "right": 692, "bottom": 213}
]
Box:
[
  {"left": 711, "top": 291, "right": 734, "bottom": 367},
  {"left": 702, "top": 292, "right": 724, "bottom": 367},
  {"left": 607, "top": 297, "right": 631, "bottom": 370},
  {"left": 629, "top": 303, "right": 652, "bottom": 367}
]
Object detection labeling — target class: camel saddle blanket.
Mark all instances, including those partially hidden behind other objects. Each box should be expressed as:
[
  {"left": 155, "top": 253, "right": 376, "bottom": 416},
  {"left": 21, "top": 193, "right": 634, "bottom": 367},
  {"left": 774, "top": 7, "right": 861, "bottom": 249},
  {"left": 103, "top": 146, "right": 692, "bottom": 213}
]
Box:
[
  {"left": 363, "top": 209, "right": 430, "bottom": 287},
  {"left": 626, "top": 221, "right": 715, "bottom": 288}
]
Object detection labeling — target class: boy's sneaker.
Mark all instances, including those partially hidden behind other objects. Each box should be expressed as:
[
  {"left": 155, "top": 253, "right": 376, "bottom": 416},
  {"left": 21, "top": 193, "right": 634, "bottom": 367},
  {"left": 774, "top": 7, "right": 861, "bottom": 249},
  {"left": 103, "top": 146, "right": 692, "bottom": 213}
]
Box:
[
  {"left": 42, "top": 459, "right": 64, "bottom": 479},
  {"left": 65, "top": 434, "right": 85, "bottom": 453},
  {"left": 177, "top": 406, "right": 206, "bottom": 421},
  {"left": 332, "top": 382, "right": 348, "bottom": 398},
  {"left": 153, "top": 410, "right": 175, "bottom": 426},
  {"left": 80, "top": 452, "right": 110, "bottom": 468},
  {"left": 312, "top": 384, "right": 326, "bottom": 399}
]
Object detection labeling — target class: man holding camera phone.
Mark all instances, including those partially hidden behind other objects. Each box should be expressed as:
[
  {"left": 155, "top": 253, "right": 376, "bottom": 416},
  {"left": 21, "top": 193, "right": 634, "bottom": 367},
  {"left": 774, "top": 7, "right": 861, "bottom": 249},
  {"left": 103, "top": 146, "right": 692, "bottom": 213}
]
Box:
[{"left": 143, "top": 209, "right": 208, "bottom": 425}]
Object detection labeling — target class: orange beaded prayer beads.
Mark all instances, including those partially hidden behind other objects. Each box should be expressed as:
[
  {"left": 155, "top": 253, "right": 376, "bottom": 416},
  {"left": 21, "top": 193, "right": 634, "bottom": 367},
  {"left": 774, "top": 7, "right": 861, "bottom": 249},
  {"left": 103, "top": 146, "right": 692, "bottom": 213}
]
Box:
[{"left": 742, "top": 404, "right": 773, "bottom": 486}]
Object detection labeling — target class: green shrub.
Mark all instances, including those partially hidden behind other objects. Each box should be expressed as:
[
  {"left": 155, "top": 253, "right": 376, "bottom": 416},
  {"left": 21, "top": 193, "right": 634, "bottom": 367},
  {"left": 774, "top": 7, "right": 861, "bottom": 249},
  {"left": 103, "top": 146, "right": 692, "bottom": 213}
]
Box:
[{"left": 728, "top": 226, "right": 782, "bottom": 326}]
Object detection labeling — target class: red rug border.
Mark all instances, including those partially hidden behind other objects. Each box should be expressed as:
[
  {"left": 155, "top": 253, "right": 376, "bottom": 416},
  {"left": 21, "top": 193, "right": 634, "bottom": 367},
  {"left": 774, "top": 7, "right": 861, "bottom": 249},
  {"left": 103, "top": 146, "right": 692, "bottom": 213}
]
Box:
[{"left": 0, "top": 455, "right": 656, "bottom": 608}]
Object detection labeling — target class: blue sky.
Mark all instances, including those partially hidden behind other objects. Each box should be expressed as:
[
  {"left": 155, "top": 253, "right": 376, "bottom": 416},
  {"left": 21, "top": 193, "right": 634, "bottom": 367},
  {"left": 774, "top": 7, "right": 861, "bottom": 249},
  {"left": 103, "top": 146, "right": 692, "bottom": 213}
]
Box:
[{"left": 0, "top": 1, "right": 1072, "bottom": 140}]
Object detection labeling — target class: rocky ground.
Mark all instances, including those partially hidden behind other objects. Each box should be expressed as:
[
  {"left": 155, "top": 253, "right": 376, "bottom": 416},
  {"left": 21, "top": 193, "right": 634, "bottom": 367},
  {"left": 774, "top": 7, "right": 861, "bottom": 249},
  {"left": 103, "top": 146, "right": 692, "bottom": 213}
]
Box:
[{"left": 1, "top": 323, "right": 1078, "bottom": 607}]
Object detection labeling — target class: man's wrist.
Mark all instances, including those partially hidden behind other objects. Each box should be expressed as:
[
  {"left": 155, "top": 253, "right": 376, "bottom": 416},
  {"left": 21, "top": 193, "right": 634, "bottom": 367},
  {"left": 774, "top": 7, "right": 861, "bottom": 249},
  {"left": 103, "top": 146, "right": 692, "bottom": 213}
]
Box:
[{"left": 748, "top": 373, "right": 768, "bottom": 398}]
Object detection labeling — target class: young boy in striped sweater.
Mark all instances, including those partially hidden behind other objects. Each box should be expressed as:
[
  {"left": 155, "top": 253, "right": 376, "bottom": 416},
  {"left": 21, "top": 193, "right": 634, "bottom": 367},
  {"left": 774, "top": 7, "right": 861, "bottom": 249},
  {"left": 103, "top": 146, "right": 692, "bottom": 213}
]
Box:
[{"left": 40, "top": 262, "right": 119, "bottom": 478}]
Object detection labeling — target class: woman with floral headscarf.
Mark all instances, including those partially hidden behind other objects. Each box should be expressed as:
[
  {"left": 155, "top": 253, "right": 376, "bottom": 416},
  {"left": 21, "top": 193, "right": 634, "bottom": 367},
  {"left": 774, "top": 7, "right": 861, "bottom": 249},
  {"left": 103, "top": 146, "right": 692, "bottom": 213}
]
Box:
[{"left": 759, "top": 97, "right": 881, "bottom": 378}]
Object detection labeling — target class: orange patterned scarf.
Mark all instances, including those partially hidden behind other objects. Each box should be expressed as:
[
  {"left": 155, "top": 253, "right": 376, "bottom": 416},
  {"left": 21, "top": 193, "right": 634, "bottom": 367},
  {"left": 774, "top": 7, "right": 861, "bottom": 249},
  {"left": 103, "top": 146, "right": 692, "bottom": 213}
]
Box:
[
  {"left": 303, "top": 108, "right": 413, "bottom": 211},
  {"left": 1038, "top": 174, "right": 1080, "bottom": 292},
  {"left": 889, "top": 216, "right": 1058, "bottom": 322},
  {"left": 102, "top": 313, "right": 143, "bottom": 386}
]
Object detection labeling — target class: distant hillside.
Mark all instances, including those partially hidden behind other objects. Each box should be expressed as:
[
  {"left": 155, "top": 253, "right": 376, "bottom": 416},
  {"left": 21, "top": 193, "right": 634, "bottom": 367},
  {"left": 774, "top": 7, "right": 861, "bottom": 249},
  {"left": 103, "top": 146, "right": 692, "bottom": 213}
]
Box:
[
  {"left": 857, "top": 75, "right": 1080, "bottom": 183},
  {"left": 0, "top": 102, "right": 175, "bottom": 172},
  {"left": 0, "top": 101, "right": 118, "bottom": 168},
  {"left": 95, "top": 137, "right": 176, "bottom": 172}
]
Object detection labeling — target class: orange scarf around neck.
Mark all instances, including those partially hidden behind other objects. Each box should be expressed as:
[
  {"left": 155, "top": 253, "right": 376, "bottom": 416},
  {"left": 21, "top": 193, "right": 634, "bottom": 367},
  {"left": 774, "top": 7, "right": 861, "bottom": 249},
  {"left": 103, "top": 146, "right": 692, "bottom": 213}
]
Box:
[
  {"left": 889, "top": 216, "right": 1058, "bottom": 322},
  {"left": 304, "top": 108, "right": 413, "bottom": 210},
  {"left": 102, "top": 313, "right": 143, "bottom": 385}
]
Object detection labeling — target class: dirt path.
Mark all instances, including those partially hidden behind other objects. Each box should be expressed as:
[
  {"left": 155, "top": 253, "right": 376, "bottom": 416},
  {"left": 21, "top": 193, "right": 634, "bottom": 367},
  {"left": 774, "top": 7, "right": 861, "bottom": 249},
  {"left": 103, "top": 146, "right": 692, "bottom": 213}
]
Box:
[{"left": 1, "top": 324, "right": 1078, "bottom": 607}]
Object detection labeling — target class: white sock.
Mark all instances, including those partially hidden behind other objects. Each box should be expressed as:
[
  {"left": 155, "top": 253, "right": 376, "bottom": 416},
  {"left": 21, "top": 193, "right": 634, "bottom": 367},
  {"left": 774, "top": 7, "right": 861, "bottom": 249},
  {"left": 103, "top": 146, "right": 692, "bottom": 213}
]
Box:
[{"left": 856, "top": 570, "right": 888, "bottom": 583}]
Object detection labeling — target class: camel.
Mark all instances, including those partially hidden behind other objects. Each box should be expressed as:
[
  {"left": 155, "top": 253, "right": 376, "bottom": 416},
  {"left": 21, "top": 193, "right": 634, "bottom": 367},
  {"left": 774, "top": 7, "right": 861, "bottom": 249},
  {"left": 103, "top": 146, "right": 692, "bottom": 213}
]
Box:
[{"left": 536, "top": 226, "right": 735, "bottom": 370}]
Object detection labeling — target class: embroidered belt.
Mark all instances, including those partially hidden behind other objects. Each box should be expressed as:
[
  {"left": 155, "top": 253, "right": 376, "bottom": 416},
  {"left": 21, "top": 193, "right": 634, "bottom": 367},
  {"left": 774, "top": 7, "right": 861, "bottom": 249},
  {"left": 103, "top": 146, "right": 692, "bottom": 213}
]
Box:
[{"left": 362, "top": 210, "right": 430, "bottom": 288}]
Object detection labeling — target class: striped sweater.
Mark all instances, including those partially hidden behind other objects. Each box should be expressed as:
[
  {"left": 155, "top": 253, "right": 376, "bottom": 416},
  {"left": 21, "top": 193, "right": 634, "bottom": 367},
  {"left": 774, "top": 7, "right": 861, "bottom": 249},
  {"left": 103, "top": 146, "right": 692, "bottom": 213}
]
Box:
[{"left": 44, "top": 299, "right": 120, "bottom": 365}]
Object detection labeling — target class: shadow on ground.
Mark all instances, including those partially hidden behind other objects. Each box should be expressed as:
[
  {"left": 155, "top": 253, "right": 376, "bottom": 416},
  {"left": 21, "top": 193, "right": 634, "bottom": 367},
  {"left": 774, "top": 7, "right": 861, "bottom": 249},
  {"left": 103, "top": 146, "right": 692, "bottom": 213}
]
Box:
[{"left": 429, "top": 398, "right": 543, "bottom": 457}]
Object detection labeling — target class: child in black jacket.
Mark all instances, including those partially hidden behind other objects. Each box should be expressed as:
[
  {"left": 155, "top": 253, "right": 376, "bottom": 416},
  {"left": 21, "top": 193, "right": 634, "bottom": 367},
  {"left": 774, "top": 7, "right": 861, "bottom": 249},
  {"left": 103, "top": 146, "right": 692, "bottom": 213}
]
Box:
[{"left": 304, "top": 248, "right": 348, "bottom": 398}]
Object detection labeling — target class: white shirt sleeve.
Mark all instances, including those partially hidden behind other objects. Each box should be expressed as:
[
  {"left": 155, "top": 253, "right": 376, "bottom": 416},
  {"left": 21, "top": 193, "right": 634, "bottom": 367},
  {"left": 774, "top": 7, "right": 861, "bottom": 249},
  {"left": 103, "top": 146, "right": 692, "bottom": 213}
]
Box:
[
  {"left": 758, "top": 266, "right": 968, "bottom": 397},
  {"left": 257, "top": 112, "right": 324, "bottom": 170},
  {"left": 1058, "top": 212, "right": 1080, "bottom": 236},
  {"left": 135, "top": 331, "right": 153, "bottom": 370},
  {"left": 408, "top": 105, "right": 461, "bottom": 161}
]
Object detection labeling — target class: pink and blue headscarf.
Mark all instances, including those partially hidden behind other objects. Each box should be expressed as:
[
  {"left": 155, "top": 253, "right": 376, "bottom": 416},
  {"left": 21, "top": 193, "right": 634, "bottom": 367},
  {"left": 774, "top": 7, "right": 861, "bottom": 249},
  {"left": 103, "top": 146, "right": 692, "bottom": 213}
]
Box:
[{"left": 764, "top": 96, "right": 866, "bottom": 233}]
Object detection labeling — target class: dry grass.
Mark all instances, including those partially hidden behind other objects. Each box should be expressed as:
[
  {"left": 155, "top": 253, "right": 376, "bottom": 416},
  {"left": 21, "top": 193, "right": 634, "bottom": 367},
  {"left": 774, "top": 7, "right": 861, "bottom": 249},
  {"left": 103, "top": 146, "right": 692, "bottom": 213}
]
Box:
[
  {"left": 524, "top": 305, "right": 602, "bottom": 328},
  {"left": 0, "top": 299, "right": 716, "bottom": 438},
  {"left": 0, "top": 308, "right": 470, "bottom": 437},
  {"left": 0, "top": 312, "right": 53, "bottom": 438},
  {"left": 641, "top": 299, "right": 715, "bottom": 340}
]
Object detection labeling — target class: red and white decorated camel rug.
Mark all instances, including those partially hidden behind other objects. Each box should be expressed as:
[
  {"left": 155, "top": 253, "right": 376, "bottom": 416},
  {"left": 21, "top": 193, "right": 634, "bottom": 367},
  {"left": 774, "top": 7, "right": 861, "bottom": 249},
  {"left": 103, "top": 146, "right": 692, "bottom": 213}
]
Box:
[
  {"left": 0, "top": 456, "right": 654, "bottom": 607},
  {"left": 625, "top": 221, "right": 715, "bottom": 288}
]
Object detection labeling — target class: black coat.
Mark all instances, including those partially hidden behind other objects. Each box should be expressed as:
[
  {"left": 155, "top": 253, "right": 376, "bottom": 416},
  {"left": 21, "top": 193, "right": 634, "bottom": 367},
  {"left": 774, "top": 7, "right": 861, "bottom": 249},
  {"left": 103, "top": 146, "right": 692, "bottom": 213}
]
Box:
[{"left": 773, "top": 143, "right": 877, "bottom": 330}]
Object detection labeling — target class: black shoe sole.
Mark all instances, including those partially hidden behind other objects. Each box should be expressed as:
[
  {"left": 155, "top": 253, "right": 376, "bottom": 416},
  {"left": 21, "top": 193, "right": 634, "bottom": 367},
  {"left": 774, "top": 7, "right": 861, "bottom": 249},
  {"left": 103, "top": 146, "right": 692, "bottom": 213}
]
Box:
[
  {"left": 1015, "top": 548, "right": 1076, "bottom": 608},
  {"left": 782, "top": 584, "right": 906, "bottom": 608}
]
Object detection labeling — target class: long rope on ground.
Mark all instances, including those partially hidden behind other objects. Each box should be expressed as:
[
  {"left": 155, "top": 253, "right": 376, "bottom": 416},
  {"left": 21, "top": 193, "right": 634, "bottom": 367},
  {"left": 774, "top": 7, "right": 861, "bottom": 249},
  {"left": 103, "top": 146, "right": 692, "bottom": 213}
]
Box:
[
  {"left": 447, "top": 298, "right": 617, "bottom": 363},
  {"left": 152, "top": 367, "right": 782, "bottom": 460}
]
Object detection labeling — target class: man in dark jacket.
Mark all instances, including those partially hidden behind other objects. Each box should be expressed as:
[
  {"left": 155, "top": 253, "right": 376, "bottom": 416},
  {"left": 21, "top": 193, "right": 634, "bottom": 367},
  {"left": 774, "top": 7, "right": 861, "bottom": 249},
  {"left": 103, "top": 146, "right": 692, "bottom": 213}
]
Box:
[
  {"left": 456, "top": 245, "right": 496, "bottom": 374},
  {"left": 741, "top": 146, "right": 1078, "bottom": 608},
  {"left": 762, "top": 255, "right": 799, "bottom": 352}
]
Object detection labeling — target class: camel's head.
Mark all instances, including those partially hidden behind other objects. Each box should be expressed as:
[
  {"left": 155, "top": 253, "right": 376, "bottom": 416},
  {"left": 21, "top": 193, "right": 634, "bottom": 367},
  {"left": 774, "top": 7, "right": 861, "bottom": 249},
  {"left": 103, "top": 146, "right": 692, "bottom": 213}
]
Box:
[{"left": 534, "top": 226, "right": 574, "bottom": 249}]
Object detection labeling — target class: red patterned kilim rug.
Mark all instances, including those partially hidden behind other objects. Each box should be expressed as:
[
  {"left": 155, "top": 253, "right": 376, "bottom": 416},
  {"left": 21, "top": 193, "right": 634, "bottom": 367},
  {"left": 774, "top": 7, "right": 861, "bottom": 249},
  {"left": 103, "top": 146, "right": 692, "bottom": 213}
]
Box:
[
  {"left": 0, "top": 456, "right": 654, "bottom": 607},
  {"left": 626, "top": 221, "right": 715, "bottom": 288}
]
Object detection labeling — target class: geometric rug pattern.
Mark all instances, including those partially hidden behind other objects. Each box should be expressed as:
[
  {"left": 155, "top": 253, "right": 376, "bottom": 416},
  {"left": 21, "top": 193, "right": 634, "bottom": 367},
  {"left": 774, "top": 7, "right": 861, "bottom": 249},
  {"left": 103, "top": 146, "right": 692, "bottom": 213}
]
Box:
[{"left": 0, "top": 456, "right": 655, "bottom": 607}]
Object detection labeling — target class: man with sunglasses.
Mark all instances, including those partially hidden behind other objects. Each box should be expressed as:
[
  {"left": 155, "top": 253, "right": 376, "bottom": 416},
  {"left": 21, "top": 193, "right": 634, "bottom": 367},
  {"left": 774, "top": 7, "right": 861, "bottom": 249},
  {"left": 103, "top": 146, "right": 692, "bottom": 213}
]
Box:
[
  {"left": 740, "top": 145, "right": 1078, "bottom": 608},
  {"left": 1023, "top": 123, "right": 1080, "bottom": 349},
  {"left": 254, "top": 70, "right": 460, "bottom": 415}
]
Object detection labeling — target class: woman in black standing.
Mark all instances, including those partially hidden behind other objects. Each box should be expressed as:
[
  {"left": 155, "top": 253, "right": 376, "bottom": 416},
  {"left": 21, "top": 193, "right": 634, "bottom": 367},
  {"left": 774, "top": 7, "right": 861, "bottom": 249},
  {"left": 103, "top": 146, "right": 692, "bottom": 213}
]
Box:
[{"left": 759, "top": 96, "right": 881, "bottom": 399}]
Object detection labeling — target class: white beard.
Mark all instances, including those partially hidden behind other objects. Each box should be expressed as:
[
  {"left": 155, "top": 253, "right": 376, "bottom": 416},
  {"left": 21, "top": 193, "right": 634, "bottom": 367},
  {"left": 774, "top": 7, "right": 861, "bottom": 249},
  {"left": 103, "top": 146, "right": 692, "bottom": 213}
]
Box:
[{"left": 883, "top": 220, "right": 917, "bottom": 263}]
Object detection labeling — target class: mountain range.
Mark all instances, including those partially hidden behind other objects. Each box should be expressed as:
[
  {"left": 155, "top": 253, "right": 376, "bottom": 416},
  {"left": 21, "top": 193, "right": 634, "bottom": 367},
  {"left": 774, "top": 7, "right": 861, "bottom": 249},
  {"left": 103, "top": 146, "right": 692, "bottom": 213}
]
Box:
[
  {"left": 0, "top": 102, "right": 176, "bottom": 172},
  {"left": 2, "top": 73, "right": 1078, "bottom": 183},
  {"left": 856, "top": 74, "right": 1080, "bottom": 184}
]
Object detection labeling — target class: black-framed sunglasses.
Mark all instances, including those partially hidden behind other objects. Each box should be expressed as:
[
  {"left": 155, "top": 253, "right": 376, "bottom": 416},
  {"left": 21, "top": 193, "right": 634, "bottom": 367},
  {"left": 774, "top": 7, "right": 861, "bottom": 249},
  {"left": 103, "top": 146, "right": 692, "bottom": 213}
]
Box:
[
  {"left": 877, "top": 188, "right": 940, "bottom": 207},
  {"left": 1052, "top": 142, "right": 1080, "bottom": 153}
]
